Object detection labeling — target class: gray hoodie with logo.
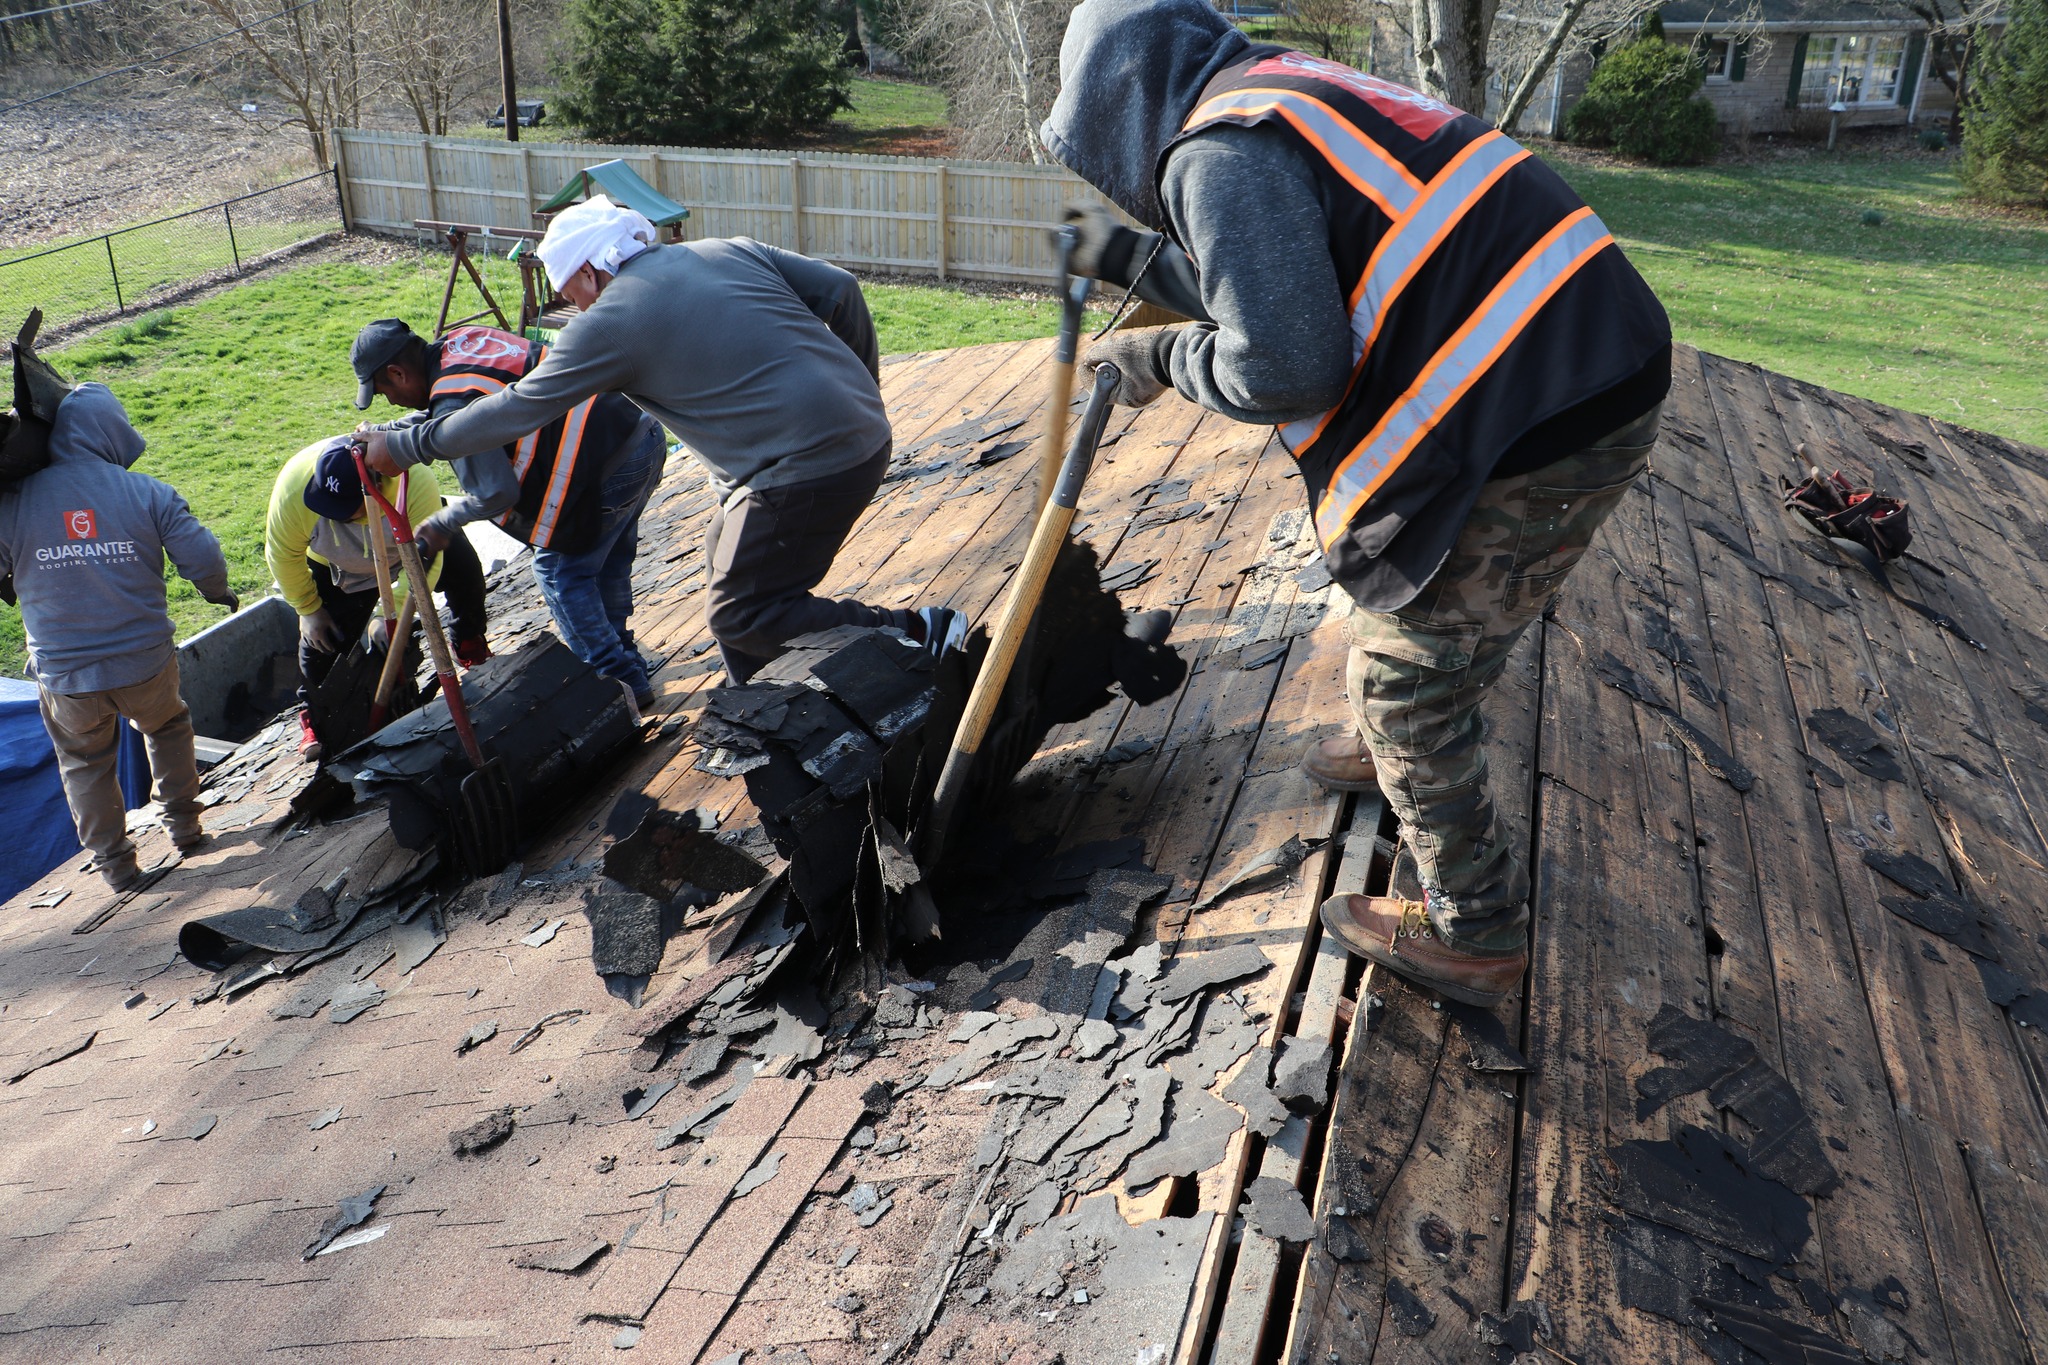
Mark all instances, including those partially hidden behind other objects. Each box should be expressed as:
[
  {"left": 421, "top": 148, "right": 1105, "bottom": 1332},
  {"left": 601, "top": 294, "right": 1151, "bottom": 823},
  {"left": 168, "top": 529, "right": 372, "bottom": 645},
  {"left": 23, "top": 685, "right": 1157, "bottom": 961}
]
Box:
[{"left": 0, "top": 384, "right": 230, "bottom": 694}]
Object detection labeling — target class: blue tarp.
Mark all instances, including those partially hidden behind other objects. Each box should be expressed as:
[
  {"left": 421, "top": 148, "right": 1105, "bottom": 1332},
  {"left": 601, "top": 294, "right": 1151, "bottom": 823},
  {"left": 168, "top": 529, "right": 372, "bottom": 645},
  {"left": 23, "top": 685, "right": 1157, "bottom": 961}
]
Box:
[{"left": 0, "top": 677, "right": 148, "bottom": 902}]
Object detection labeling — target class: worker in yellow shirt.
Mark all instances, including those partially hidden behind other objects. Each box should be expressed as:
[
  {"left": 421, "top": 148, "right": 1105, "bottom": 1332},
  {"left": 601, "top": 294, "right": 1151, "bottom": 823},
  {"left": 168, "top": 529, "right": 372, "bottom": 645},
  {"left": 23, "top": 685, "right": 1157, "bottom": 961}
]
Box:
[{"left": 264, "top": 436, "right": 489, "bottom": 759}]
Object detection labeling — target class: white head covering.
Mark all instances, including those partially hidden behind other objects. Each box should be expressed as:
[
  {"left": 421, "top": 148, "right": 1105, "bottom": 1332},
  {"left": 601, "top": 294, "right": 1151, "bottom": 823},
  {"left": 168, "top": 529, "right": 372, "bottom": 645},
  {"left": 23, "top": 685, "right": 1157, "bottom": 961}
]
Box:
[{"left": 536, "top": 194, "right": 657, "bottom": 291}]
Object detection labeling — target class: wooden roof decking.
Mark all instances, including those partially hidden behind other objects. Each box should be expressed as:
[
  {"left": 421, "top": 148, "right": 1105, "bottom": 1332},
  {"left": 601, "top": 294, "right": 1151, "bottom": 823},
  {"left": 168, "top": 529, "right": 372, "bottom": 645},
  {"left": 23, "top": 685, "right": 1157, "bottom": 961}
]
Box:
[
  {"left": 0, "top": 338, "right": 2043, "bottom": 1363},
  {"left": 1291, "top": 347, "right": 2048, "bottom": 1365}
]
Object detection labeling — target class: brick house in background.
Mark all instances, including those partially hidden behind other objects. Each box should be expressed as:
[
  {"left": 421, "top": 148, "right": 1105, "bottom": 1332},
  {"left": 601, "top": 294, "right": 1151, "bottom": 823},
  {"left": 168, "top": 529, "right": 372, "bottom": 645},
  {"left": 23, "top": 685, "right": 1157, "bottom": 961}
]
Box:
[{"left": 1508, "top": 0, "right": 1983, "bottom": 137}]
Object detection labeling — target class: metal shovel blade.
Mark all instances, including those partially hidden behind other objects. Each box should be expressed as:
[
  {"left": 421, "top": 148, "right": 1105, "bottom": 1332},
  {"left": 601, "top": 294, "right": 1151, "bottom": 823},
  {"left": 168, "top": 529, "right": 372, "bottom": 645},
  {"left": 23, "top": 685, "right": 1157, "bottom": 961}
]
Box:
[{"left": 450, "top": 757, "right": 520, "bottom": 877}]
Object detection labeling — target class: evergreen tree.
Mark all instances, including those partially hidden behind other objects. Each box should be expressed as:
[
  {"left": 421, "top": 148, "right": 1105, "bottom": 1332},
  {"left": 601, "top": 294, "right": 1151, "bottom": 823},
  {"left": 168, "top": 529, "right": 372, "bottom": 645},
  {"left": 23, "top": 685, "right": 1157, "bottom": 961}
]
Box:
[
  {"left": 557, "top": 0, "right": 853, "bottom": 145},
  {"left": 1962, "top": 0, "right": 2048, "bottom": 204}
]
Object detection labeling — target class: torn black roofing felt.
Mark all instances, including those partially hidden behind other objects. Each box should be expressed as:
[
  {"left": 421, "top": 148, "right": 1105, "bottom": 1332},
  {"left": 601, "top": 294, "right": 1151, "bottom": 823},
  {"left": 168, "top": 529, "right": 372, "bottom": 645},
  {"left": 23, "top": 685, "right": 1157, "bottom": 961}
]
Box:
[
  {"left": 1977, "top": 959, "right": 2048, "bottom": 1030},
  {"left": 1635, "top": 1006, "right": 1838, "bottom": 1197},
  {"left": 343, "top": 635, "right": 639, "bottom": 864},
  {"left": 1611, "top": 1124, "right": 1813, "bottom": 1262},
  {"left": 1804, "top": 708, "right": 1906, "bottom": 784},
  {"left": 1862, "top": 849, "right": 2003, "bottom": 959}
]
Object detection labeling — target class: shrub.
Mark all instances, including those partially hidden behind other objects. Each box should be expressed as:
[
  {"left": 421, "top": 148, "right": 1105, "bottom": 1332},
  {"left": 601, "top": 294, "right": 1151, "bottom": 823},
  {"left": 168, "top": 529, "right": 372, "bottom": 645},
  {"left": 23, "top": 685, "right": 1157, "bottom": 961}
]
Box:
[
  {"left": 1567, "top": 35, "right": 1721, "bottom": 165},
  {"left": 556, "top": 0, "right": 854, "bottom": 146},
  {"left": 1961, "top": 0, "right": 2048, "bottom": 205}
]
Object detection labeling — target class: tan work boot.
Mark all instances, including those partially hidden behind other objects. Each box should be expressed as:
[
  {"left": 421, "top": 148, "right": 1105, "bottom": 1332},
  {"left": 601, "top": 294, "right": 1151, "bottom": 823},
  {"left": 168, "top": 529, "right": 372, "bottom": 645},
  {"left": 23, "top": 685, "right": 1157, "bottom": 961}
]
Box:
[
  {"left": 1300, "top": 734, "right": 1379, "bottom": 792},
  {"left": 1319, "top": 893, "right": 1525, "bottom": 1007}
]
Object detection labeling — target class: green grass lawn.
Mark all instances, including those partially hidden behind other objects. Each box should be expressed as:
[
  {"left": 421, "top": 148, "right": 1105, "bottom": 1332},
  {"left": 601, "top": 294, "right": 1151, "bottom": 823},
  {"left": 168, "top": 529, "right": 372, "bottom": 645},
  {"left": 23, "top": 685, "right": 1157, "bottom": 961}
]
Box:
[
  {"left": 0, "top": 195, "right": 341, "bottom": 331},
  {"left": 0, "top": 249, "right": 1103, "bottom": 678},
  {"left": 1540, "top": 144, "right": 2048, "bottom": 446},
  {"left": 832, "top": 77, "right": 948, "bottom": 133}
]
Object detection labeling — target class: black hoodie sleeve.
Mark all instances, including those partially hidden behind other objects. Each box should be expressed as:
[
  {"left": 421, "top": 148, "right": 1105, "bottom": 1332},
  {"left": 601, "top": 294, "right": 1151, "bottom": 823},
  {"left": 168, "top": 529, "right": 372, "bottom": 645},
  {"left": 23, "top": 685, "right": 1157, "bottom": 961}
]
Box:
[{"left": 1156, "top": 123, "right": 1355, "bottom": 427}]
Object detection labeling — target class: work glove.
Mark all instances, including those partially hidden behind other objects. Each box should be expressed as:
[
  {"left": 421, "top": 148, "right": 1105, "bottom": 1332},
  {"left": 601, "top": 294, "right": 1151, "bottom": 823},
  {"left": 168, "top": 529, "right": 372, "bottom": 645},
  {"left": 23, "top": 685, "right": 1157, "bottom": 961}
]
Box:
[
  {"left": 1085, "top": 326, "right": 1179, "bottom": 408},
  {"left": 362, "top": 614, "right": 392, "bottom": 654},
  {"left": 206, "top": 590, "right": 241, "bottom": 614},
  {"left": 415, "top": 516, "right": 453, "bottom": 558},
  {"left": 299, "top": 607, "right": 345, "bottom": 654},
  {"left": 1061, "top": 202, "right": 1148, "bottom": 285}
]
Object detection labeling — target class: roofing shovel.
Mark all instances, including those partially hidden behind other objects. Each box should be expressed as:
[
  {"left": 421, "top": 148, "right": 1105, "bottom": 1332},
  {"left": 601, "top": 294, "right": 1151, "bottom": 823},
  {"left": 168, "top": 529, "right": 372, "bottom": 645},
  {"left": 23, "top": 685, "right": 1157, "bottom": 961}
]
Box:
[
  {"left": 360, "top": 485, "right": 419, "bottom": 731},
  {"left": 351, "top": 447, "right": 519, "bottom": 875},
  {"left": 1033, "top": 224, "right": 1094, "bottom": 510},
  {"left": 922, "top": 360, "right": 1123, "bottom": 868}
]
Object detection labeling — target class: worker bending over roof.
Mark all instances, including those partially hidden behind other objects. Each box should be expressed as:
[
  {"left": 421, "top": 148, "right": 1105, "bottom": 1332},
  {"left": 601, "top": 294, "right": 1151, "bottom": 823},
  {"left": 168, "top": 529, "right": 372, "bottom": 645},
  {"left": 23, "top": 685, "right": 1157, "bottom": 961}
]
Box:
[
  {"left": 1044, "top": 0, "right": 1672, "bottom": 1007},
  {"left": 351, "top": 318, "right": 668, "bottom": 711},
  {"left": 358, "top": 197, "right": 966, "bottom": 683},
  {"left": 0, "top": 384, "right": 238, "bottom": 889},
  {"left": 264, "top": 438, "right": 488, "bottom": 760}
]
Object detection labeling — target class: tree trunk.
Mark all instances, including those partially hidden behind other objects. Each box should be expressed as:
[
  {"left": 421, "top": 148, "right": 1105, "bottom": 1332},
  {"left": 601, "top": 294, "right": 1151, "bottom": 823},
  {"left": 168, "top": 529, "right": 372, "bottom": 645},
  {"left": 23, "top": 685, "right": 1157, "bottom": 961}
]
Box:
[
  {"left": 1410, "top": 0, "right": 1500, "bottom": 115},
  {"left": 1497, "top": 0, "right": 1593, "bottom": 130}
]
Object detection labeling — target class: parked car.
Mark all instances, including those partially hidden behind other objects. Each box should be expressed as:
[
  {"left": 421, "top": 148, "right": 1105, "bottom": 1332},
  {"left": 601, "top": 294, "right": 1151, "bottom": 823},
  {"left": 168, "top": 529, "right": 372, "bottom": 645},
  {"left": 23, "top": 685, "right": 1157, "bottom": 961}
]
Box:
[{"left": 487, "top": 100, "right": 547, "bottom": 129}]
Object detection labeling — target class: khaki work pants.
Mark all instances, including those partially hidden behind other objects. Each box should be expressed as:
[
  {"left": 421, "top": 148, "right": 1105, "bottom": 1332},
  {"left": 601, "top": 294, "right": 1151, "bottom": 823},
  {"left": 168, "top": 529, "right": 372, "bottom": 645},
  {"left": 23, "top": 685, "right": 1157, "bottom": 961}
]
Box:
[
  {"left": 38, "top": 657, "right": 203, "bottom": 884},
  {"left": 1346, "top": 403, "right": 1664, "bottom": 953}
]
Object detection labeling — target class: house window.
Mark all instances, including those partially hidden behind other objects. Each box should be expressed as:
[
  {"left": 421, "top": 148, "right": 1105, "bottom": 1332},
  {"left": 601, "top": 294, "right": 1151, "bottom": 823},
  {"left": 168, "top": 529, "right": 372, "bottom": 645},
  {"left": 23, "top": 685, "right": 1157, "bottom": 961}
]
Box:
[
  {"left": 1800, "top": 32, "right": 1911, "bottom": 106},
  {"left": 1700, "top": 37, "right": 1733, "bottom": 80}
]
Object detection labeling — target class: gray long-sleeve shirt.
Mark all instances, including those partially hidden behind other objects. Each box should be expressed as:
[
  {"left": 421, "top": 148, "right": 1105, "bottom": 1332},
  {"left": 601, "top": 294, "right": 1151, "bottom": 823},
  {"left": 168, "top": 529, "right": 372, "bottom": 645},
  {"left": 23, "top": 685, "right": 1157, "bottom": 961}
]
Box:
[
  {"left": 387, "top": 239, "right": 890, "bottom": 495},
  {"left": 0, "top": 384, "right": 229, "bottom": 694},
  {"left": 1095, "top": 125, "right": 1353, "bottom": 427}
]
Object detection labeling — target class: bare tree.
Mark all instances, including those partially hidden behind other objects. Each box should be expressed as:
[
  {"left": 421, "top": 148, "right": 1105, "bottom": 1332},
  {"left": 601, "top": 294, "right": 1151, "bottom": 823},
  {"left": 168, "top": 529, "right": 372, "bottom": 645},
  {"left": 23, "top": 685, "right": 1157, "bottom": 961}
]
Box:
[
  {"left": 365, "top": 0, "right": 498, "bottom": 134},
  {"left": 1905, "top": 0, "right": 2005, "bottom": 139},
  {"left": 876, "top": 0, "right": 1070, "bottom": 161},
  {"left": 155, "top": 0, "right": 372, "bottom": 166},
  {"left": 1409, "top": 0, "right": 1499, "bottom": 111},
  {"left": 1488, "top": 0, "right": 1727, "bottom": 131},
  {"left": 1280, "top": 0, "right": 1372, "bottom": 64}
]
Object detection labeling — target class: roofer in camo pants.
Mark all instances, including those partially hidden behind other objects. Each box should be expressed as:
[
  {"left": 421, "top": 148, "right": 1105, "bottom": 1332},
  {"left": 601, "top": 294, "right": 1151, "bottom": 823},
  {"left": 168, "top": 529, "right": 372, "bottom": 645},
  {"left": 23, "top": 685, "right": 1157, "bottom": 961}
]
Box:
[
  {"left": 350, "top": 317, "right": 666, "bottom": 713},
  {"left": 1046, "top": 0, "right": 1673, "bottom": 1007},
  {"left": 0, "top": 384, "right": 239, "bottom": 890},
  {"left": 355, "top": 197, "right": 969, "bottom": 686}
]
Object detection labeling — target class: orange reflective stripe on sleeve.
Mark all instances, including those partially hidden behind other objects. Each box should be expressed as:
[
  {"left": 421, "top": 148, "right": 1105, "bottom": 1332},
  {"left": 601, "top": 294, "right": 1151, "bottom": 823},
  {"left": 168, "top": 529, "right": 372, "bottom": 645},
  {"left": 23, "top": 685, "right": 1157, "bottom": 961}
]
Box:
[{"left": 1312, "top": 207, "right": 1616, "bottom": 547}]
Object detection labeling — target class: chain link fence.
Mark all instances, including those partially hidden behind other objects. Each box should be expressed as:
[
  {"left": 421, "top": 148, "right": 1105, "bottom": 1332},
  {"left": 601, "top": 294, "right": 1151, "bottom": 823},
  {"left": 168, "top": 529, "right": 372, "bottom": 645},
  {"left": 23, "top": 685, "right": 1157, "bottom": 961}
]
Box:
[{"left": 0, "top": 170, "right": 346, "bottom": 331}]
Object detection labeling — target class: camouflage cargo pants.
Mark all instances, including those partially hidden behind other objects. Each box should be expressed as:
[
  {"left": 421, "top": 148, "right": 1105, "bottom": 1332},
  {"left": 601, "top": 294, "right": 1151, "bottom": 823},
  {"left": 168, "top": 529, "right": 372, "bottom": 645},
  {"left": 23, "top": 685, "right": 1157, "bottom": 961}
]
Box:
[{"left": 1346, "top": 403, "right": 1663, "bottom": 953}]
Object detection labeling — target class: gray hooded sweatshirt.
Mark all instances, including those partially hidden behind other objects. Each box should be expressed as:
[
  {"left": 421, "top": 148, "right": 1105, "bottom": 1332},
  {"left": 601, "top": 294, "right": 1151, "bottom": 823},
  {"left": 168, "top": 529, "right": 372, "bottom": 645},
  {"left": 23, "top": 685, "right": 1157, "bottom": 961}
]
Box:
[
  {"left": 1041, "top": 0, "right": 1356, "bottom": 426},
  {"left": 0, "top": 384, "right": 230, "bottom": 694}
]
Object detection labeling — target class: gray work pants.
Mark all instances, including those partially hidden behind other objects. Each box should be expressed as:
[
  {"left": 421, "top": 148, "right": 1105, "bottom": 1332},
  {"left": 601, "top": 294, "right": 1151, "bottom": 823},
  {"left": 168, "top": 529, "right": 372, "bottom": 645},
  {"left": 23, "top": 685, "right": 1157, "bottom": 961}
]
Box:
[{"left": 704, "top": 444, "right": 920, "bottom": 682}]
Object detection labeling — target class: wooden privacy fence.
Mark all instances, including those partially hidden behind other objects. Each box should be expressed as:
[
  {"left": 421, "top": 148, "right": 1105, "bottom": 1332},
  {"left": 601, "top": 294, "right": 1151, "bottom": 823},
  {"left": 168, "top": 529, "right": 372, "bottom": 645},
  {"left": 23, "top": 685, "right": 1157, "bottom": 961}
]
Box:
[{"left": 331, "top": 129, "right": 1119, "bottom": 286}]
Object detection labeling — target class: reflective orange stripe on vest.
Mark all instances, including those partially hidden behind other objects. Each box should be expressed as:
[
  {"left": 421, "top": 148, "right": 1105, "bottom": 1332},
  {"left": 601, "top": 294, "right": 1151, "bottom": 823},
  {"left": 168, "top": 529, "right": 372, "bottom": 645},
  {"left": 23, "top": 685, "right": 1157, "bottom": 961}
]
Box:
[
  {"left": 1312, "top": 207, "right": 1615, "bottom": 546},
  {"left": 530, "top": 400, "right": 591, "bottom": 547},
  {"left": 1186, "top": 88, "right": 1421, "bottom": 217},
  {"left": 1279, "top": 130, "right": 1530, "bottom": 453}
]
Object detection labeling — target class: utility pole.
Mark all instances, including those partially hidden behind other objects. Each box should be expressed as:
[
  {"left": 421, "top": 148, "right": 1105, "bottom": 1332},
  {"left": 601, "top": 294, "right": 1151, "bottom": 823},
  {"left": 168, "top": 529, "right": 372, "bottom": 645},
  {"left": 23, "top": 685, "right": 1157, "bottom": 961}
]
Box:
[{"left": 497, "top": 0, "right": 519, "bottom": 143}]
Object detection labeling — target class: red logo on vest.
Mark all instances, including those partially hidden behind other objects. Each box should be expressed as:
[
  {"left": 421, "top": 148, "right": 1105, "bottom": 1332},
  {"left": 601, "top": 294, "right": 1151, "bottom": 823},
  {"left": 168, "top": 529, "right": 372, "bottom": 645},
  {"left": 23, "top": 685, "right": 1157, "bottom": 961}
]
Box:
[
  {"left": 1252, "top": 53, "right": 1465, "bottom": 137},
  {"left": 64, "top": 509, "right": 97, "bottom": 540},
  {"left": 443, "top": 329, "right": 528, "bottom": 367}
]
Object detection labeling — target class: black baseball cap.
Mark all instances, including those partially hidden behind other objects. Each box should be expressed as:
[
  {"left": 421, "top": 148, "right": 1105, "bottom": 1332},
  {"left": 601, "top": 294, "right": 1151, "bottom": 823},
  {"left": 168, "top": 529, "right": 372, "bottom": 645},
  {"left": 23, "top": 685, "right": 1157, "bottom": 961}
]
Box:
[
  {"left": 303, "top": 439, "right": 366, "bottom": 521},
  {"left": 350, "top": 318, "right": 418, "bottom": 409}
]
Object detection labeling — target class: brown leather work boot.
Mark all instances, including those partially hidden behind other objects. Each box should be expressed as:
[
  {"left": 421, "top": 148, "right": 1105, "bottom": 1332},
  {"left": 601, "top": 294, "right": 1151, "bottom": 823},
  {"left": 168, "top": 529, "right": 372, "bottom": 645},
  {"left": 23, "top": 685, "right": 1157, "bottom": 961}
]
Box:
[
  {"left": 1318, "top": 893, "right": 1525, "bottom": 1006},
  {"left": 1300, "top": 734, "right": 1380, "bottom": 792}
]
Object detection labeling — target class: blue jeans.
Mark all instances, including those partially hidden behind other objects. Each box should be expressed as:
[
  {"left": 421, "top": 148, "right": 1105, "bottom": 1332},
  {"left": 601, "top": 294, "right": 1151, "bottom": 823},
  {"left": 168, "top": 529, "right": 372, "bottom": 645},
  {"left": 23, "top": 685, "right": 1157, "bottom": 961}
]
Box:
[{"left": 531, "top": 421, "right": 667, "bottom": 699}]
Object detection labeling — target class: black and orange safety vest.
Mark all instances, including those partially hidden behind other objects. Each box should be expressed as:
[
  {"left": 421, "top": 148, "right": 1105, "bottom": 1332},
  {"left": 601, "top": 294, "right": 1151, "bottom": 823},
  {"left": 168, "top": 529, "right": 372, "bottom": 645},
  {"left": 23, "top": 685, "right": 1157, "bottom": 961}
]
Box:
[
  {"left": 1171, "top": 50, "right": 1669, "bottom": 608},
  {"left": 429, "top": 325, "right": 646, "bottom": 554}
]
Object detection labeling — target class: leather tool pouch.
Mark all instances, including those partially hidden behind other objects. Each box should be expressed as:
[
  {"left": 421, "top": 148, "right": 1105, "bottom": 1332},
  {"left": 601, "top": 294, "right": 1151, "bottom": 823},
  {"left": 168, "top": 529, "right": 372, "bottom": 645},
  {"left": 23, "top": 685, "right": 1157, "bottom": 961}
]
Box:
[{"left": 1781, "top": 466, "right": 1911, "bottom": 563}]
